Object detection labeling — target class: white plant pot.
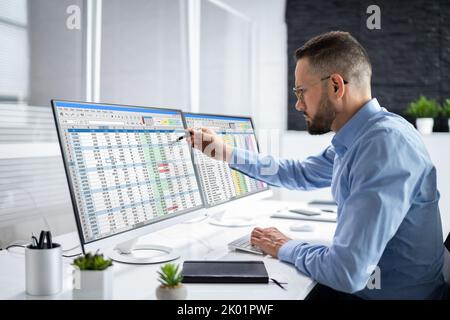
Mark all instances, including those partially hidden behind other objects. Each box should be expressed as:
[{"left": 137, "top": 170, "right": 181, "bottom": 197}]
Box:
[
  {"left": 415, "top": 118, "right": 434, "bottom": 134},
  {"left": 448, "top": 119, "right": 450, "bottom": 132},
  {"left": 155, "top": 284, "right": 187, "bottom": 300},
  {"left": 72, "top": 267, "right": 113, "bottom": 300}
]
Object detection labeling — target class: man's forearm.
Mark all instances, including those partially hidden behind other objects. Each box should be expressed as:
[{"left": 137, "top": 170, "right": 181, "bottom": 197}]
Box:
[{"left": 229, "top": 148, "right": 333, "bottom": 190}]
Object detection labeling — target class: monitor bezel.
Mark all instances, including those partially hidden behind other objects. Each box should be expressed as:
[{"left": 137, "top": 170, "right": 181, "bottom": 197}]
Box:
[
  {"left": 51, "top": 99, "right": 206, "bottom": 254},
  {"left": 182, "top": 111, "right": 270, "bottom": 208}
]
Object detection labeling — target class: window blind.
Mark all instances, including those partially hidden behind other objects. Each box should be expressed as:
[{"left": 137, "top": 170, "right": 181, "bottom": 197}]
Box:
[
  {"left": 0, "top": 0, "right": 28, "bottom": 102},
  {"left": 0, "top": 104, "right": 75, "bottom": 247}
]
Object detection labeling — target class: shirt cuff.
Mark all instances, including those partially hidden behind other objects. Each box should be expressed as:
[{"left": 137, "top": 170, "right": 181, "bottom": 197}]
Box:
[
  {"left": 229, "top": 148, "right": 258, "bottom": 168},
  {"left": 278, "top": 240, "right": 306, "bottom": 264}
]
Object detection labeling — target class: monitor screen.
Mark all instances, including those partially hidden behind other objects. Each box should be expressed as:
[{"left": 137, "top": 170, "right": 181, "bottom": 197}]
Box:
[
  {"left": 184, "top": 113, "right": 268, "bottom": 207},
  {"left": 52, "top": 101, "right": 204, "bottom": 244}
]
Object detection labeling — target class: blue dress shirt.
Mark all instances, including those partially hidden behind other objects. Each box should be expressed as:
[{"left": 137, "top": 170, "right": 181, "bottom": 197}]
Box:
[{"left": 229, "top": 98, "right": 447, "bottom": 299}]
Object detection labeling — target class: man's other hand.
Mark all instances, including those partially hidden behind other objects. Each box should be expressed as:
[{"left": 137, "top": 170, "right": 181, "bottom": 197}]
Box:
[{"left": 251, "top": 227, "right": 291, "bottom": 258}]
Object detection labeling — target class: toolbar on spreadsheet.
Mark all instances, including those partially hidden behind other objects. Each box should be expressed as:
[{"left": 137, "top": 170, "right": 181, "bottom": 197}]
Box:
[
  {"left": 184, "top": 114, "right": 267, "bottom": 207},
  {"left": 54, "top": 102, "right": 203, "bottom": 242}
]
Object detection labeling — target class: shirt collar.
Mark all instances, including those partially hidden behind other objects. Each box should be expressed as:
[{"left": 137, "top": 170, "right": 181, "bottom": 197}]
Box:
[{"left": 331, "top": 98, "right": 382, "bottom": 157}]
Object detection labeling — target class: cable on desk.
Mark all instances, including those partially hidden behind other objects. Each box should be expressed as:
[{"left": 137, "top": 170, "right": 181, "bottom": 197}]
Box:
[
  {"left": 2, "top": 243, "right": 82, "bottom": 257},
  {"left": 4, "top": 244, "right": 26, "bottom": 251},
  {"left": 62, "top": 244, "right": 81, "bottom": 252},
  {"left": 1, "top": 239, "right": 29, "bottom": 250},
  {"left": 62, "top": 252, "right": 82, "bottom": 258}
]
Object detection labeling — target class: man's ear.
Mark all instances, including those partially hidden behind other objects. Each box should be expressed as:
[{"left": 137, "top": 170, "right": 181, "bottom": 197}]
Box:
[
  {"left": 330, "top": 74, "right": 345, "bottom": 98},
  {"left": 332, "top": 77, "right": 339, "bottom": 92}
]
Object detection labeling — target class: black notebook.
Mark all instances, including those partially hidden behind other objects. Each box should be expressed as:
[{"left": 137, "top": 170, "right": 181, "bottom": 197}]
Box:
[{"left": 181, "top": 260, "right": 269, "bottom": 284}]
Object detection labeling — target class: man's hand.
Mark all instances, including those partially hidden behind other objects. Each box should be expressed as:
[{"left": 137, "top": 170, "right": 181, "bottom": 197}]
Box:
[
  {"left": 187, "top": 127, "right": 234, "bottom": 163},
  {"left": 251, "top": 227, "right": 291, "bottom": 258}
]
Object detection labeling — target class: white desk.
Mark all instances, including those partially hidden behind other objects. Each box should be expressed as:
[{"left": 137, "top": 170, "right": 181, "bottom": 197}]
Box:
[{"left": 0, "top": 200, "right": 336, "bottom": 300}]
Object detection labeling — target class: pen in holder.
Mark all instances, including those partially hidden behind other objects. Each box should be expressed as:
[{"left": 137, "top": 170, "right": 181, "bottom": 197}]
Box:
[{"left": 25, "top": 231, "right": 62, "bottom": 296}]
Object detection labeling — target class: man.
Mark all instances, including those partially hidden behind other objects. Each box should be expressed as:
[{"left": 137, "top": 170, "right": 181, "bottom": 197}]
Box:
[{"left": 188, "top": 31, "right": 447, "bottom": 300}]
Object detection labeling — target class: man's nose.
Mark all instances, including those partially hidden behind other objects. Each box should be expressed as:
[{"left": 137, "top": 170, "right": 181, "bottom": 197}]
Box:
[{"left": 295, "top": 98, "right": 305, "bottom": 112}]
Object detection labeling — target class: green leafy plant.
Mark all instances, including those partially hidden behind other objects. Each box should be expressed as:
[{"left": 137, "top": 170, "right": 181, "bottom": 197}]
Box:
[
  {"left": 441, "top": 99, "right": 450, "bottom": 118},
  {"left": 72, "top": 251, "right": 113, "bottom": 271},
  {"left": 157, "top": 263, "right": 183, "bottom": 288},
  {"left": 405, "top": 95, "right": 440, "bottom": 118}
]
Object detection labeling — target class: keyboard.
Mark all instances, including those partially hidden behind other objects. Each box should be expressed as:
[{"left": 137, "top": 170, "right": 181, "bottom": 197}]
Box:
[{"left": 228, "top": 234, "right": 264, "bottom": 255}]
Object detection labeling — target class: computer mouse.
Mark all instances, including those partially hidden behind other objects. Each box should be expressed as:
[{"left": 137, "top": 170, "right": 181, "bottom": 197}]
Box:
[{"left": 289, "top": 224, "right": 315, "bottom": 232}]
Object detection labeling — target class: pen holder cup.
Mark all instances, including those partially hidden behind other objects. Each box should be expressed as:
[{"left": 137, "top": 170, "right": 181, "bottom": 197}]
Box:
[{"left": 25, "top": 243, "right": 63, "bottom": 296}]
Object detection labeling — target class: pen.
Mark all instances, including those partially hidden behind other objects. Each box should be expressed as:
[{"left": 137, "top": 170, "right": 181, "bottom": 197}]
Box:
[
  {"left": 170, "top": 131, "right": 193, "bottom": 145},
  {"left": 171, "top": 135, "right": 187, "bottom": 144},
  {"left": 270, "top": 278, "right": 287, "bottom": 290},
  {"left": 46, "top": 231, "right": 52, "bottom": 249},
  {"left": 31, "top": 233, "right": 38, "bottom": 248},
  {"left": 38, "top": 230, "right": 46, "bottom": 249}
]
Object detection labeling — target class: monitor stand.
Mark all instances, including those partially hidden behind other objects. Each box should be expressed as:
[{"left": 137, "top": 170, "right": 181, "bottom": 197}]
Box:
[
  {"left": 107, "top": 238, "right": 179, "bottom": 265},
  {"left": 207, "top": 207, "right": 256, "bottom": 227},
  {"left": 207, "top": 190, "right": 273, "bottom": 227}
]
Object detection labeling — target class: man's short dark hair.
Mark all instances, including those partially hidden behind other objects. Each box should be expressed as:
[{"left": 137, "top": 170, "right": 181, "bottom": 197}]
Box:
[{"left": 295, "top": 31, "right": 372, "bottom": 88}]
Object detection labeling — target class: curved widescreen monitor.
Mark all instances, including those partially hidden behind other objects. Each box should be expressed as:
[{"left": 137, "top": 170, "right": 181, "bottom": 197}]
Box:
[
  {"left": 52, "top": 100, "right": 204, "bottom": 251},
  {"left": 183, "top": 112, "right": 268, "bottom": 208}
]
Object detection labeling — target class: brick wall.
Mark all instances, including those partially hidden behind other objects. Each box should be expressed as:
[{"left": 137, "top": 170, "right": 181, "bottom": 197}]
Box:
[{"left": 286, "top": 0, "right": 450, "bottom": 132}]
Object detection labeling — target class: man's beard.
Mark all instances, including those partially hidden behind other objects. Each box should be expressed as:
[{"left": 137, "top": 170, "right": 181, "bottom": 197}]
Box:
[{"left": 305, "top": 93, "right": 335, "bottom": 135}]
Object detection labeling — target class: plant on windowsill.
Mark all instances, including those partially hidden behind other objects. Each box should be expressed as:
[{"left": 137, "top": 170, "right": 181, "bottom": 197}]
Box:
[
  {"left": 405, "top": 95, "right": 440, "bottom": 134},
  {"left": 155, "top": 263, "right": 187, "bottom": 300},
  {"left": 441, "top": 99, "right": 450, "bottom": 132},
  {"left": 72, "top": 251, "right": 114, "bottom": 300}
]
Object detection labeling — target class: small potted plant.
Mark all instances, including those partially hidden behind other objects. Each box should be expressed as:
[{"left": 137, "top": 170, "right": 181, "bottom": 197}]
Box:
[
  {"left": 405, "top": 95, "right": 440, "bottom": 134},
  {"left": 72, "top": 251, "right": 113, "bottom": 300},
  {"left": 155, "top": 263, "right": 187, "bottom": 300},
  {"left": 441, "top": 99, "right": 450, "bottom": 132}
]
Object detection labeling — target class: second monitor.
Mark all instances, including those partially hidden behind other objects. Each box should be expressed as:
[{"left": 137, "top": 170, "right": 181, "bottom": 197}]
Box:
[{"left": 184, "top": 112, "right": 271, "bottom": 226}]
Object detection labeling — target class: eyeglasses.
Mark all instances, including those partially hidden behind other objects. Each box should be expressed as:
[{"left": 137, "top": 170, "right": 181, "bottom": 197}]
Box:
[{"left": 293, "top": 75, "right": 348, "bottom": 102}]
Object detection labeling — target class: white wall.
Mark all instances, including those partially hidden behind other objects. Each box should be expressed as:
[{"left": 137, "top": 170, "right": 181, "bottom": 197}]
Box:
[
  {"left": 219, "top": 0, "right": 287, "bottom": 131},
  {"left": 279, "top": 131, "right": 333, "bottom": 201},
  {"left": 0, "top": 0, "right": 28, "bottom": 102},
  {"left": 100, "top": 0, "right": 190, "bottom": 108},
  {"left": 28, "top": 0, "right": 84, "bottom": 105},
  {"left": 200, "top": 1, "right": 252, "bottom": 116},
  {"left": 421, "top": 134, "right": 450, "bottom": 237},
  {"left": 216, "top": 0, "right": 288, "bottom": 201}
]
